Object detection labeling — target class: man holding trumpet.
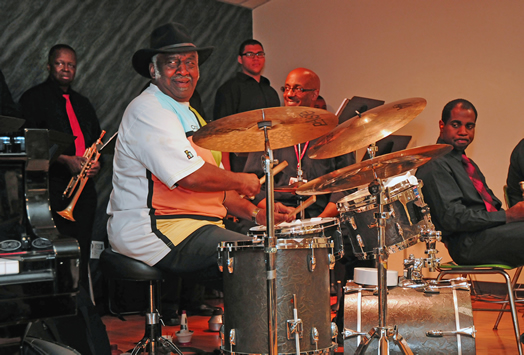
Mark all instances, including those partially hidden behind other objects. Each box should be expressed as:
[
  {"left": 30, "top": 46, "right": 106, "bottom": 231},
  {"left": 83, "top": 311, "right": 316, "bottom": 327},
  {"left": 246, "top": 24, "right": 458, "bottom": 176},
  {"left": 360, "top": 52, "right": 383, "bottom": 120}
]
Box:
[{"left": 20, "top": 44, "right": 102, "bottom": 289}]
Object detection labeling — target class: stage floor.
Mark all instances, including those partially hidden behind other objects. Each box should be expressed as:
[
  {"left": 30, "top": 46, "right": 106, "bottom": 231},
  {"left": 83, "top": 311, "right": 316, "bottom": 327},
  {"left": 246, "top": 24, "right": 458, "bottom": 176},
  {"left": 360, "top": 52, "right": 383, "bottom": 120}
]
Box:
[{"left": 102, "top": 296, "right": 524, "bottom": 354}]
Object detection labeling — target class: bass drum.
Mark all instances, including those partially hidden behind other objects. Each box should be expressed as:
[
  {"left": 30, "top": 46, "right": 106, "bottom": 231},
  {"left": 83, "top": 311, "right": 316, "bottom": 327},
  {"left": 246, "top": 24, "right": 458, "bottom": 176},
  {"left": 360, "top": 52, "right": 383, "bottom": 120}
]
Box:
[
  {"left": 218, "top": 237, "right": 337, "bottom": 355},
  {"left": 343, "top": 284, "right": 476, "bottom": 354}
]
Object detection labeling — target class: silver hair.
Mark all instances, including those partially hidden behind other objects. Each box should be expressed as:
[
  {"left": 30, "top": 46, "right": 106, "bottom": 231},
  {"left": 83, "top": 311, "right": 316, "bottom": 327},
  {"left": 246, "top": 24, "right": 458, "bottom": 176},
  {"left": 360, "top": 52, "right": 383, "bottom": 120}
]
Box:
[{"left": 151, "top": 54, "right": 161, "bottom": 79}]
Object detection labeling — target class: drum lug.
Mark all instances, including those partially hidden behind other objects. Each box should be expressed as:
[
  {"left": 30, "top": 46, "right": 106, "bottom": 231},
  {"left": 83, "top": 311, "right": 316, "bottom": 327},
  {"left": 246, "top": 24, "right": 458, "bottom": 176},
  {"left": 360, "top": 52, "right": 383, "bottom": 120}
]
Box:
[
  {"left": 311, "top": 327, "right": 319, "bottom": 347},
  {"left": 229, "top": 329, "right": 236, "bottom": 351},
  {"left": 217, "top": 251, "right": 223, "bottom": 272},
  {"left": 226, "top": 251, "right": 234, "bottom": 274},
  {"left": 395, "top": 223, "right": 404, "bottom": 238},
  {"left": 308, "top": 249, "right": 316, "bottom": 272},
  {"left": 328, "top": 253, "right": 336, "bottom": 269},
  {"left": 219, "top": 324, "right": 224, "bottom": 345},
  {"left": 331, "top": 322, "right": 339, "bottom": 339},
  {"left": 287, "top": 318, "right": 304, "bottom": 340},
  {"left": 349, "top": 216, "right": 357, "bottom": 230}
]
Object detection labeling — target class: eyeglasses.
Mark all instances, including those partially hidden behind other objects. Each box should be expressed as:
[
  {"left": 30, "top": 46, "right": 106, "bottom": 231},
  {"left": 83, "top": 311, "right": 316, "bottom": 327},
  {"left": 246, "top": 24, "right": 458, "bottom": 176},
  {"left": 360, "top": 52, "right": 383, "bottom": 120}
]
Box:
[
  {"left": 280, "top": 86, "right": 316, "bottom": 94},
  {"left": 242, "top": 52, "right": 265, "bottom": 58}
]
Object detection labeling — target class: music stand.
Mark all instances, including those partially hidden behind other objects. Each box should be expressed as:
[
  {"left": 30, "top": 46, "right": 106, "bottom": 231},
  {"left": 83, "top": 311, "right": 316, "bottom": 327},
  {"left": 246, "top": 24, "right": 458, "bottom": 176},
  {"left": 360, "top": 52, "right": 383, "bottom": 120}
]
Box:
[
  {"left": 336, "top": 96, "right": 385, "bottom": 124},
  {"left": 0, "top": 115, "right": 25, "bottom": 133}
]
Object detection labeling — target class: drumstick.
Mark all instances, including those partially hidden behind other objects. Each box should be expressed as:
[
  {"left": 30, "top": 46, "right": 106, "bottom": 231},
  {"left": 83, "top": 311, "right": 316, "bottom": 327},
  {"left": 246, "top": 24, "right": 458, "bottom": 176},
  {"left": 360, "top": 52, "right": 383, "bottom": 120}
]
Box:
[
  {"left": 259, "top": 160, "right": 288, "bottom": 185},
  {"left": 290, "top": 196, "right": 316, "bottom": 217},
  {"left": 241, "top": 161, "right": 289, "bottom": 199}
]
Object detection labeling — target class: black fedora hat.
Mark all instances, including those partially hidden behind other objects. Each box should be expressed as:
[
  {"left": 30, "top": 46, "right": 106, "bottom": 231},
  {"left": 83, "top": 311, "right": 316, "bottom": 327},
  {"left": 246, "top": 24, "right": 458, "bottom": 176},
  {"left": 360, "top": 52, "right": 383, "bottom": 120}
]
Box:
[{"left": 132, "top": 23, "right": 214, "bottom": 78}]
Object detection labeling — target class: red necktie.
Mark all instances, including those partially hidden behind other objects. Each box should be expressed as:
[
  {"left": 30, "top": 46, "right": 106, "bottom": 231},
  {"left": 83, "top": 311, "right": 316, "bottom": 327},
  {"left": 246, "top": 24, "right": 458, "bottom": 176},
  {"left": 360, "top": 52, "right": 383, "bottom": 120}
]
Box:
[
  {"left": 63, "top": 94, "right": 85, "bottom": 156},
  {"left": 461, "top": 154, "right": 497, "bottom": 212}
]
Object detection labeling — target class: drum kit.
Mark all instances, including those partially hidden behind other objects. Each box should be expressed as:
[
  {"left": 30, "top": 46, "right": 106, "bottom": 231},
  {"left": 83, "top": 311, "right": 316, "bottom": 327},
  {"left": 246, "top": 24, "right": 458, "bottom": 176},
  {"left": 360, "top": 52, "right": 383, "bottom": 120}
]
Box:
[{"left": 193, "top": 99, "right": 473, "bottom": 355}]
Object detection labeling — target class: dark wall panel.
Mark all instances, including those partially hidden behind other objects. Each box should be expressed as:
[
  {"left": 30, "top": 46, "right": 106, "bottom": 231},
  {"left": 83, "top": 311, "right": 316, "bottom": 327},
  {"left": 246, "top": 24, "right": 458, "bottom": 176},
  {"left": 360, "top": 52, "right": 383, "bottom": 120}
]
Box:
[{"left": 0, "top": 0, "right": 252, "bottom": 240}]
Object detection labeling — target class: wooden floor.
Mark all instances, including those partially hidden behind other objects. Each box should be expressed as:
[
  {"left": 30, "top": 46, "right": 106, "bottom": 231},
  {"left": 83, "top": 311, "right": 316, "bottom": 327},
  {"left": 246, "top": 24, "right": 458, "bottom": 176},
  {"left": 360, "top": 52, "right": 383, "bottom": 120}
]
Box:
[{"left": 102, "top": 296, "right": 524, "bottom": 354}]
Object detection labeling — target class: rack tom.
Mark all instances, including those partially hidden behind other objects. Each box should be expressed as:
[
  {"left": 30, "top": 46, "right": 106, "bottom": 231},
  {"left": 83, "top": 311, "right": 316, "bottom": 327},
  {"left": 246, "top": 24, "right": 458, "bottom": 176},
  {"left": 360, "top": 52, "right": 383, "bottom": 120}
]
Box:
[{"left": 337, "top": 176, "right": 430, "bottom": 260}]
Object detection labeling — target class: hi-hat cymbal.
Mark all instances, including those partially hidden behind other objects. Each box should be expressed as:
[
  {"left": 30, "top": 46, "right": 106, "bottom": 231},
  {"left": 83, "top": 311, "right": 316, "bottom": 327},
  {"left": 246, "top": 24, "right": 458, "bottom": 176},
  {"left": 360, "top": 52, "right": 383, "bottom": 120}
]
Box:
[
  {"left": 193, "top": 107, "right": 338, "bottom": 153},
  {"left": 308, "top": 98, "right": 427, "bottom": 159},
  {"left": 296, "top": 144, "right": 453, "bottom": 195},
  {"left": 274, "top": 181, "right": 307, "bottom": 193}
]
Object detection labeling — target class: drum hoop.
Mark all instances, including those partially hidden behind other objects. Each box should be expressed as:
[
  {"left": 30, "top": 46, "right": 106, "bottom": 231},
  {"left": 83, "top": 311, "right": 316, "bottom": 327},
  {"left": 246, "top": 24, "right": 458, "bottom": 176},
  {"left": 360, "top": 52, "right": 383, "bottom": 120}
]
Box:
[
  {"left": 218, "top": 237, "right": 333, "bottom": 251},
  {"left": 277, "top": 218, "right": 340, "bottom": 235},
  {"left": 338, "top": 182, "right": 421, "bottom": 213}
]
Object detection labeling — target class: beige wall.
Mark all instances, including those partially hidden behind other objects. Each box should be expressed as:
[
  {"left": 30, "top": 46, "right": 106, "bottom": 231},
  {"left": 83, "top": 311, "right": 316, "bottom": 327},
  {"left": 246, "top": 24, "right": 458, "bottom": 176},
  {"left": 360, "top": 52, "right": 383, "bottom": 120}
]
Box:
[{"left": 253, "top": 0, "right": 524, "bottom": 282}]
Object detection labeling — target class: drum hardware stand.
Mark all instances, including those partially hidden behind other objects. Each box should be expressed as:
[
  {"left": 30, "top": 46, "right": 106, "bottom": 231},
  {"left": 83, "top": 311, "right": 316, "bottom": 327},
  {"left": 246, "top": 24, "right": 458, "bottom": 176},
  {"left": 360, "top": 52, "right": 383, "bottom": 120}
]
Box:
[
  {"left": 296, "top": 143, "right": 306, "bottom": 220},
  {"left": 259, "top": 118, "right": 279, "bottom": 355},
  {"left": 354, "top": 177, "right": 414, "bottom": 355}
]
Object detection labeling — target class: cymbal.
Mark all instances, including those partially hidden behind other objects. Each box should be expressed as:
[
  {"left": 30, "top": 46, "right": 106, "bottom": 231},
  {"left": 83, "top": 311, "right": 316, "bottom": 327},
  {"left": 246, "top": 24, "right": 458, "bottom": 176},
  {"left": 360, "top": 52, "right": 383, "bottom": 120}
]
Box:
[
  {"left": 274, "top": 181, "right": 307, "bottom": 193},
  {"left": 296, "top": 144, "right": 453, "bottom": 195},
  {"left": 193, "top": 107, "right": 338, "bottom": 153},
  {"left": 308, "top": 98, "right": 427, "bottom": 159}
]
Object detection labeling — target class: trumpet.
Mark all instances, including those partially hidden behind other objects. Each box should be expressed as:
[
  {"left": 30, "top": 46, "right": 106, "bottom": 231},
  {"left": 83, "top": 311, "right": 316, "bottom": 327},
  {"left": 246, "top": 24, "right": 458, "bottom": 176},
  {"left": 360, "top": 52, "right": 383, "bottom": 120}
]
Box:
[{"left": 58, "top": 130, "right": 106, "bottom": 222}]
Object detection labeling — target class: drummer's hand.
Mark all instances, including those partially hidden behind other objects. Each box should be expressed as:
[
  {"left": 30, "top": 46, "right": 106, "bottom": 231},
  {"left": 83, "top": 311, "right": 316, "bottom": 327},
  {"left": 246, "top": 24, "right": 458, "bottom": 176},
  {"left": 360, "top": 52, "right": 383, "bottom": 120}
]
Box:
[
  {"left": 506, "top": 201, "right": 524, "bottom": 223},
  {"left": 236, "top": 173, "right": 261, "bottom": 198},
  {"left": 255, "top": 203, "right": 294, "bottom": 225},
  {"left": 275, "top": 202, "right": 295, "bottom": 224}
]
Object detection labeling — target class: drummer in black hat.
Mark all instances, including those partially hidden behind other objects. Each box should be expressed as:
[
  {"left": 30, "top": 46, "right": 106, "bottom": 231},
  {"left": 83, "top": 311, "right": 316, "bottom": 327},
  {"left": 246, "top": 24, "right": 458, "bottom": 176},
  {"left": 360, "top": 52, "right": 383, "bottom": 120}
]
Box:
[{"left": 107, "top": 23, "right": 292, "bottom": 290}]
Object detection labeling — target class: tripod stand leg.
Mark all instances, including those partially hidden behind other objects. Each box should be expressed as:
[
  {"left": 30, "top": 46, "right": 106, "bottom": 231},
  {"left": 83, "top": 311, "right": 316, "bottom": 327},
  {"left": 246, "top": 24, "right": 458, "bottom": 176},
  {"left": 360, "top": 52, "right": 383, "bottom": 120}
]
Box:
[
  {"left": 379, "top": 328, "right": 389, "bottom": 354},
  {"left": 354, "top": 327, "right": 376, "bottom": 355},
  {"left": 392, "top": 328, "right": 414, "bottom": 355}
]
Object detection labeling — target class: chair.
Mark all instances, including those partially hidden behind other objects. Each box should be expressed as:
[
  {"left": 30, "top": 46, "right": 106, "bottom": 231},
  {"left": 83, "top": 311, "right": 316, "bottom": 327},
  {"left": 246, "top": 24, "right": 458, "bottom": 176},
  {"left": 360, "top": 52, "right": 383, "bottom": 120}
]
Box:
[
  {"left": 100, "top": 248, "right": 181, "bottom": 355},
  {"left": 494, "top": 185, "right": 524, "bottom": 330},
  {"left": 437, "top": 262, "right": 523, "bottom": 355}
]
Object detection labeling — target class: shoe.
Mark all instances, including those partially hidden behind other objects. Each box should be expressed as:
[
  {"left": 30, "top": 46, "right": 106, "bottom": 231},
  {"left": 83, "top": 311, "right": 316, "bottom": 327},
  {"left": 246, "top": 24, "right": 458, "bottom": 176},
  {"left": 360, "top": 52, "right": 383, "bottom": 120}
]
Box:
[{"left": 185, "top": 303, "right": 222, "bottom": 317}]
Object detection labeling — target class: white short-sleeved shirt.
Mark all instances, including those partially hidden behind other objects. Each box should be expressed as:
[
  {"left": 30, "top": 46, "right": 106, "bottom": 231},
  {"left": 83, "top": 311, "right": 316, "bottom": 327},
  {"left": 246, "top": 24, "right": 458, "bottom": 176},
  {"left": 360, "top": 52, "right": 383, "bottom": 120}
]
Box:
[{"left": 107, "top": 84, "right": 226, "bottom": 265}]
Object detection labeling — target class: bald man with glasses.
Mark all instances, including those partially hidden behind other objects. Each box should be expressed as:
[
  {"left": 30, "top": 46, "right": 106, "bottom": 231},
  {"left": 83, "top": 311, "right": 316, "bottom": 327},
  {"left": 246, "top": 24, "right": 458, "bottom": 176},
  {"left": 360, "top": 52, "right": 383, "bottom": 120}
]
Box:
[{"left": 242, "top": 67, "right": 355, "bottom": 224}]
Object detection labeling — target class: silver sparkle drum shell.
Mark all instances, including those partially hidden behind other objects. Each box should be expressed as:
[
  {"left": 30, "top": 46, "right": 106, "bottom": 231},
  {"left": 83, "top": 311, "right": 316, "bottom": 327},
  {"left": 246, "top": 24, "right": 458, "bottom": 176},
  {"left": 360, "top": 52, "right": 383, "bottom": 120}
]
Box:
[
  {"left": 337, "top": 179, "right": 429, "bottom": 260},
  {"left": 218, "top": 238, "right": 336, "bottom": 355},
  {"left": 343, "top": 285, "right": 476, "bottom": 354}
]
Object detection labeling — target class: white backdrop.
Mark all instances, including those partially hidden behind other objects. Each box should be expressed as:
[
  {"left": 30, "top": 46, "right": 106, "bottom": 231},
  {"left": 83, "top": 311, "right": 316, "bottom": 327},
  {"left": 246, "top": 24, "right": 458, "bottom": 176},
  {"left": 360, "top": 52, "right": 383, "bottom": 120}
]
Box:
[{"left": 253, "top": 0, "right": 524, "bottom": 278}]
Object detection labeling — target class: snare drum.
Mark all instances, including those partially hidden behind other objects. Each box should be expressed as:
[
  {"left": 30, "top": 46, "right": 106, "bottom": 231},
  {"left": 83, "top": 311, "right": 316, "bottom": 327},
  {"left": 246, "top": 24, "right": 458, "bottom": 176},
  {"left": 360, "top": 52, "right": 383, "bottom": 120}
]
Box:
[
  {"left": 218, "top": 236, "right": 337, "bottom": 354},
  {"left": 248, "top": 217, "right": 344, "bottom": 260},
  {"left": 337, "top": 177, "right": 429, "bottom": 260}
]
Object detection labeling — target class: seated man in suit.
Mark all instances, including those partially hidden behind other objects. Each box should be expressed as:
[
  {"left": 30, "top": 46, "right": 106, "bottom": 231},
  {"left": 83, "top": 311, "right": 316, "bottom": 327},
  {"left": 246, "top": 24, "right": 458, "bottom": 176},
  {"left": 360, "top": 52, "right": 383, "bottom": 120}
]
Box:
[{"left": 416, "top": 98, "right": 524, "bottom": 267}]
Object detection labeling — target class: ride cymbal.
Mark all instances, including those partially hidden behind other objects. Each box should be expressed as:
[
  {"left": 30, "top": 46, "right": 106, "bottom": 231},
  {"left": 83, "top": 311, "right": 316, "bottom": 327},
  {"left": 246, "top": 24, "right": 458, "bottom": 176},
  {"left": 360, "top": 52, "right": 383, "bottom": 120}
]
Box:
[
  {"left": 193, "top": 107, "right": 338, "bottom": 153},
  {"left": 296, "top": 144, "right": 453, "bottom": 195},
  {"left": 308, "top": 98, "right": 427, "bottom": 159}
]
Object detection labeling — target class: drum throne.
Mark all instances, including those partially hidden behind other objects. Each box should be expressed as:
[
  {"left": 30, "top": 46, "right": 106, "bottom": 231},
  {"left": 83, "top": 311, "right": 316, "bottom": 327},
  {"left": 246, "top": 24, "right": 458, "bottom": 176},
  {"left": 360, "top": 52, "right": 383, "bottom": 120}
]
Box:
[{"left": 100, "top": 248, "right": 182, "bottom": 354}]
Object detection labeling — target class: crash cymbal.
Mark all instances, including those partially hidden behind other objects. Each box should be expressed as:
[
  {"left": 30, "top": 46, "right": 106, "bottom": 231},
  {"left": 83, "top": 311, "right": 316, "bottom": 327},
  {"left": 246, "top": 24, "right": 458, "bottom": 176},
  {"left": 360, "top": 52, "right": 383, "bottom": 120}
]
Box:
[
  {"left": 308, "top": 98, "right": 427, "bottom": 159},
  {"left": 296, "top": 144, "right": 453, "bottom": 195},
  {"left": 193, "top": 107, "right": 338, "bottom": 153}
]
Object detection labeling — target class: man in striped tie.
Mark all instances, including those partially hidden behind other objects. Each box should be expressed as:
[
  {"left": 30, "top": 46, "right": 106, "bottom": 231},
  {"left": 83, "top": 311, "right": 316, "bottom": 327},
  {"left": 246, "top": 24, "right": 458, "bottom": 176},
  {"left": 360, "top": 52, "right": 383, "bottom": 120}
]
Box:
[{"left": 416, "top": 98, "right": 524, "bottom": 266}]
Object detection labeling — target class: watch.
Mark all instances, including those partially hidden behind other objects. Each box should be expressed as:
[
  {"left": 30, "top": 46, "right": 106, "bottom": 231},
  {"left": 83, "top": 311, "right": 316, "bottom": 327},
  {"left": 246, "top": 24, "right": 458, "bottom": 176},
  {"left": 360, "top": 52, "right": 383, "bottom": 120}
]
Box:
[{"left": 251, "top": 207, "right": 262, "bottom": 224}]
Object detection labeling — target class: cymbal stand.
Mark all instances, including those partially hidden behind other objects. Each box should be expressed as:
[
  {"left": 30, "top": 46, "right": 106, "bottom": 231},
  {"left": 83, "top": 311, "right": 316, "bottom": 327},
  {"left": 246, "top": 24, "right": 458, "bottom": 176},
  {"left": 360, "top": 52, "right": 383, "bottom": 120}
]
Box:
[
  {"left": 258, "top": 119, "right": 278, "bottom": 355},
  {"left": 355, "top": 177, "right": 413, "bottom": 355},
  {"left": 296, "top": 143, "right": 306, "bottom": 219}
]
